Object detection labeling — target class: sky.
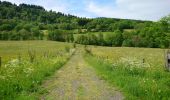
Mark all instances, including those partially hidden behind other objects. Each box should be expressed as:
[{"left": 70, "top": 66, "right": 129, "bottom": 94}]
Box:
[{"left": 1, "top": 0, "right": 170, "bottom": 21}]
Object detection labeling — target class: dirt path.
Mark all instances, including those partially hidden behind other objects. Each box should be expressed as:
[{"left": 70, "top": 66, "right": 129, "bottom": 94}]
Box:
[{"left": 40, "top": 50, "right": 124, "bottom": 100}]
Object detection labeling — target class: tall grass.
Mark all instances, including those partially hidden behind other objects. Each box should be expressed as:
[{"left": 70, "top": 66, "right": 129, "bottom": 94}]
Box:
[
  {"left": 84, "top": 54, "right": 170, "bottom": 100},
  {"left": 0, "top": 57, "right": 65, "bottom": 99},
  {"left": 91, "top": 47, "right": 165, "bottom": 70},
  {"left": 0, "top": 41, "right": 75, "bottom": 99}
]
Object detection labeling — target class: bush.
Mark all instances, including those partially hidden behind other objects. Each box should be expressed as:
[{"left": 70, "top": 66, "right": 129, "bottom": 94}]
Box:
[{"left": 18, "top": 29, "right": 32, "bottom": 40}]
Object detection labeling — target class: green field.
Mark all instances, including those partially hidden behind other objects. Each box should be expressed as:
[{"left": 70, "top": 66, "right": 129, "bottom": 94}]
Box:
[
  {"left": 0, "top": 41, "right": 74, "bottom": 99},
  {"left": 0, "top": 41, "right": 170, "bottom": 100},
  {"left": 0, "top": 41, "right": 72, "bottom": 63},
  {"left": 90, "top": 46, "right": 166, "bottom": 70},
  {"left": 84, "top": 46, "right": 170, "bottom": 99}
]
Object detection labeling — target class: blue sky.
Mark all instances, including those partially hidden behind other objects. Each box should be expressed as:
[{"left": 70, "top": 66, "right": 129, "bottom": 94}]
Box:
[{"left": 1, "top": 0, "right": 170, "bottom": 21}]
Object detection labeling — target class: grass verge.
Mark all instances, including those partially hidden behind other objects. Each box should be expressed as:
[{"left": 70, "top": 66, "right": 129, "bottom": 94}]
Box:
[
  {"left": 0, "top": 41, "right": 75, "bottom": 100},
  {"left": 84, "top": 54, "right": 170, "bottom": 100},
  {"left": 0, "top": 56, "right": 68, "bottom": 100}
]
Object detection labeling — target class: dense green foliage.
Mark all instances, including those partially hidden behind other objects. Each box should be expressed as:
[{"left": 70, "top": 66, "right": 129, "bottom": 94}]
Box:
[
  {"left": 0, "top": 1, "right": 169, "bottom": 48},
  {"left": 48, "top": 30, "right": 74, "bottom": 42},
  {"left": 0, "top": 20, "right": 43, "bottom": 40},
  {"left": 75, "top": 30, "right": 123, "bottom": 46},
  {"left": 75, "top": 21, "right": 170, "bottom": 48}
]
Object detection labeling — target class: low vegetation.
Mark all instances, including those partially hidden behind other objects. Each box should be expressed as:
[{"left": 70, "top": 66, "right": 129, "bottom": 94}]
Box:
[
  {"left": 0, "top": 41, "right": 74, "bottom": 99},
  {"left": 84, "top": 46, "right": 170, "bottom": 99}
]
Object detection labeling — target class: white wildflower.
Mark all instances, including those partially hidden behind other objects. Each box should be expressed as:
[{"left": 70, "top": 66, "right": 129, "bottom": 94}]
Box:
[
  {"left": 119, "top": 57, "right": 150, "bottom": 68},
  {"left": 5, "top": 59, "right": 20, "bottom": 68},
  {"left": 23, "top": 67, "right": 34, "bottom": 75}
]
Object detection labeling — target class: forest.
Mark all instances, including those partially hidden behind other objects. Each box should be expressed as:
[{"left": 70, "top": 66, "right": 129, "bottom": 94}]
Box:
[{"left": 0, "top": 1, "right": 170, "bottom": 48}]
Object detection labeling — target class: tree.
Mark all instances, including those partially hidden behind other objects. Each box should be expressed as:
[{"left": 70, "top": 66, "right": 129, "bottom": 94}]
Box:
[
  {"left": 15, "top": 24, "right": 23, "bottom": 31},
  {"left": 105, "top": 32, "right": 115, "bottom": 46},
  {"left": 113, "top": 30, "right": 123, "bottom": 46},
  {"left": 18, "top": 29, "right": 31, "bottom": 40},
  {"left": 160, "top": 15, "right": 170, "bottom": 32},
  {"left": 0, "top": 31, "right": 9, "bottom": 40},
  {"left": 97, "top": 33, "right": 104, "bottom": 45},
  {"left": 31, "top": 27, "right": 41, "bottom": 39},
  {"left": 23, "top": 24, "right": 32, "bottom": 32},
  {"left": 0, "top": 24, "right": 13, "bottom": 31}
]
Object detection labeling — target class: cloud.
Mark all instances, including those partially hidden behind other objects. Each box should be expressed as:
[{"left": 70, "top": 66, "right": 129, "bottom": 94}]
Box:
[
  {"left": 85, "top": 2, "right": 114, "bottom": 17},
  {"left": 85, "top": 0, "right": 170, "bottom": 21},
  {"left": 1, "top": 0, "right": 170, "bottom": 21},
  {"left": 40, "top": 0, "right": 69, "bottom": 13}
]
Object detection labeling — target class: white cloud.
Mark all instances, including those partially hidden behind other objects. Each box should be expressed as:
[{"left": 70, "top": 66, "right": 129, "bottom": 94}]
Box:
[
  {"left": 1, "top": 0, "right": 170, "bottom": 20},
  {"left": 85, "top": 0, "right": 170, "bottom": 21},
  {"left": 39, "top": 0, "right": 69, "bottom": 13},
  {"left": 86, "top": 2, "right": 114, "bottom": 17}
]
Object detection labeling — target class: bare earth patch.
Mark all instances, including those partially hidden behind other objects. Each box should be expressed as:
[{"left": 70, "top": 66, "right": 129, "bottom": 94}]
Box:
[{"left": 40, "top": 51, "right": 124, "bottom": 100}]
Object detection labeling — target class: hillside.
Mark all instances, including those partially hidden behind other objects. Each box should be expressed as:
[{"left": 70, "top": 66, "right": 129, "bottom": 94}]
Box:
[
  {"left": 0, "top": 1, "right": 149, "bottom": 30},
  {"left": 0, "top": 1, "right": 169, "bottom": 48}
]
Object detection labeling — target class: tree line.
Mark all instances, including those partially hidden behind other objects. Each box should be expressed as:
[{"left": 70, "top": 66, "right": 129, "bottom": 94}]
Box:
[
  {"left": 0, "top": 1, "right": 169, "bottom": 48},
  {"left": 0, "top": 1, "right": 149, "bottom": 31}
]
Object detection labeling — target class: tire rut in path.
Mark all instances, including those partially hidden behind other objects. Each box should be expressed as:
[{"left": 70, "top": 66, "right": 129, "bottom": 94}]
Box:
[{"left": 40, "top": 51, "right": 124, "bottom": 100}]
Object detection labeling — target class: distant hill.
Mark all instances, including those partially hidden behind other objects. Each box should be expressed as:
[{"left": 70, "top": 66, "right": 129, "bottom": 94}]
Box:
[
  {"left": 0, "top": 0, "right": 151, "bottom": 30},
  {"left": 0, "top": 1, "right": 169, "bottom": 48}
]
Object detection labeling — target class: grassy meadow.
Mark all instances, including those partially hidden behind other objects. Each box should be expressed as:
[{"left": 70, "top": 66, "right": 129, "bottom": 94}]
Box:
[
  {"left": 0, "top": 41, "right": 74, "bottom": 99},
  {"left": 0, "top": 40, "right": 170, "bottom": 100},
  {"left": 91, "top": 47, "right": 166, "bottom": 70},
  {"left": 84, "top": 46, "right": 170, "bottom": 100},
  {"left": 0, "top": 41, "right": 73, "bottom": 63}
]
